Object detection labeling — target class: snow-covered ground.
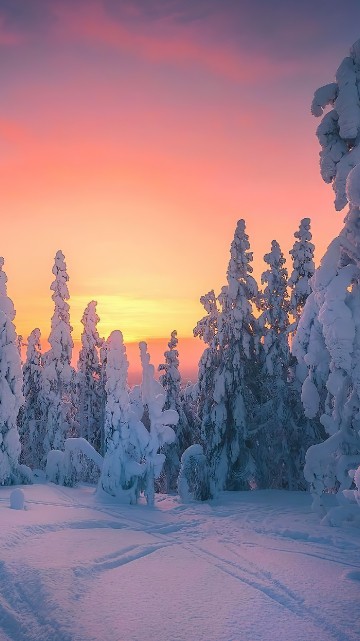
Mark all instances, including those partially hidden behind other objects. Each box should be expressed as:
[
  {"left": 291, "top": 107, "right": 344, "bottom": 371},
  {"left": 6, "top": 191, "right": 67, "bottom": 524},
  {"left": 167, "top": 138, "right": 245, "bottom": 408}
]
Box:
[{"left": 0, "top": 485, "right": 359, "bottom": 641}]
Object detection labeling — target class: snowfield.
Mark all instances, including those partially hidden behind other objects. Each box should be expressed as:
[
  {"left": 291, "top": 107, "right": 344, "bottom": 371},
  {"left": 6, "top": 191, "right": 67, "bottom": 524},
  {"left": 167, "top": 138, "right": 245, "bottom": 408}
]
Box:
[{"left": 0, "top": 485, "right": 359, "bottom": 641}]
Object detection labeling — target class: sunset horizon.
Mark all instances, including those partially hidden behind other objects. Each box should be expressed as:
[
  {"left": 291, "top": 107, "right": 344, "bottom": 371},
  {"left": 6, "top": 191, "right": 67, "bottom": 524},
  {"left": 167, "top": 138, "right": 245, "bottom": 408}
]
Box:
[{"left": 3, "top": 0, "right": 358, "bottom": 380}]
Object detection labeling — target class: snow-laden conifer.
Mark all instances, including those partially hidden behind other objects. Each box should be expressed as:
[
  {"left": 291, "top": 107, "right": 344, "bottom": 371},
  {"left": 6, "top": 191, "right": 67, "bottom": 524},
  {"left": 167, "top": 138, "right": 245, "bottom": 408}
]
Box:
[
  {"left": 311, "top": 39, "right": 360, "bottom": 211},
  {"left": 77, "top": 301, "right": 103, "bottom": 451},
  {"left": 19, "top": 328, "right": 43, "bottom": 469},
  {"left": 288, "top": 218, "right": 315, "bottom": 329},
  {"left": 294, "top": 47, "right": 360, "bottom": 515},
  {"left": 158, "top": 330, "right": 192, "bottom": 492},
  {"left": 196, "top": 221, "right": 259, "bottom": 494},
  {"left": 99, "top": 331, "right": 147, "bottom": 503},
  {"left": 255, "top": 241, "right": 293, "bottom": 487},
  {"left": 139, "top": 341, "right": 178, "bottom": 506},
  {"left": 42, "top": 251, "right": 76, "bottom": 458},
  {"left": 0, "top": 258, "right": 23, "bottom": 484}
]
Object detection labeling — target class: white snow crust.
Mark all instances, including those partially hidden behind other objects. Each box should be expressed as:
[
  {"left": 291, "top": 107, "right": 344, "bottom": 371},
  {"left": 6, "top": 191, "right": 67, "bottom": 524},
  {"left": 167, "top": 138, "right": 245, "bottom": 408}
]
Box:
[{"left": 0, "top": 483, "right": 358, "bottom": 641}]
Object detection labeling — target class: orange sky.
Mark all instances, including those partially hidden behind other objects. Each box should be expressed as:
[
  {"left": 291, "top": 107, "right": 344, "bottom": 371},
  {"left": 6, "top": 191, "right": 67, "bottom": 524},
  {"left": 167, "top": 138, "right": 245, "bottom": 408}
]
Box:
[{"left": 1, "top": 0, "right": 358, "bottom": 380}]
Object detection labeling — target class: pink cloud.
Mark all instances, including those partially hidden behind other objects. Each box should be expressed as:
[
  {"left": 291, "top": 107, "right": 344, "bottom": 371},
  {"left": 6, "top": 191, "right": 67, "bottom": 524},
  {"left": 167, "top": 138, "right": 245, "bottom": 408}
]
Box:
[{"left": 51, "top": 2, "right": 304, "bottom": 83}]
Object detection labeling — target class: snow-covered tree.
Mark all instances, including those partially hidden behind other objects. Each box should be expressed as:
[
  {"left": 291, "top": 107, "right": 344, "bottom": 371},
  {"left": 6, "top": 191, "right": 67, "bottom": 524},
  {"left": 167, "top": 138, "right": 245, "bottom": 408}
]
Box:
[
  {"left": 139, "top": 341, "right": 178, "bottom": 506},
  {"left": 311, "top": 39, "right": 360, "bottom": 211},
  {"left": 99, "top": 331, "right": 147, "bottom": 503},
  {"left": 41, "top": 251, "right": 76, "bottom": 458},
  {"left": 294, "top": 41, "right": 360, "bottom": 516},
  {"left": 18, "top": 328, "right": 44, "bottom": 469},
  {"left": 77, "top": 301, "right": 104, "bottom": 451},
  {"left": 255, "top": 240, "right": 293, "bottom": 487},
  {"left": 0, "top": 258, "right": 23, "bottom": 484},
  {"left": 196, "top": 220, "right": 259, "bottom": 494},
  {"left": 157, "top": 330, "right": 192, "bottom": 492},
  {"left": 288, "top": 218, "right": 315, "bottom": 330}
]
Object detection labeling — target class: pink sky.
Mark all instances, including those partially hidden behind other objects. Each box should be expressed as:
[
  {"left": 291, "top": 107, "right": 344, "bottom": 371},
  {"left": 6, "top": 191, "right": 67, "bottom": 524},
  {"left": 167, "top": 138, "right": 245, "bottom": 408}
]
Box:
[{"left": 1, "top": 0, "right": 358, "bottom": 379}]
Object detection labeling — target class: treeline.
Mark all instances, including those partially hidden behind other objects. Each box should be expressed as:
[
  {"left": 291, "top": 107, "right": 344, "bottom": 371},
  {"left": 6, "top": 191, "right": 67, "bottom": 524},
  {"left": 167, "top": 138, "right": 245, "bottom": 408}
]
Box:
[{"left": 0, "top": 217, "right": 324, "bottom": 503}]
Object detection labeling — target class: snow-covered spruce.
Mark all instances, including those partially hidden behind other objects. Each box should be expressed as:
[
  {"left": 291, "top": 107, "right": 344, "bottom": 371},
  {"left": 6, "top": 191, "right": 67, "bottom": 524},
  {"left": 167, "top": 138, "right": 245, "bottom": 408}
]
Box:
[
  {"left": 311, "top": 39, "right": 360, "bottom": 211},
  {"left": 46, "top": 437, "right": 103, "bottom": 487},
  {"left": 99, "top": 331, "right": 148, "bottom": 503},
  {"left": 157, "top": 330, "right": 193, "bottom": 492},
  {"left": 139, "top": 341, "right": 178, "bottom": 506},
  {"left": 256, "top": 240, "right": 292, "bottom": 487},
  {"left": 18, "top": 328, "right": 44, "bottom": 469},
  {"left": 77, "top": 301, "right": 104, "bottom": 451},
  {"left": 196, "top": 220, "right": 259, "bottom": 495},
  {"left": 294, "top": 160, "right": 360, "bottom": 518},
  {"left": 41, "top": 251, "right": 76, "bottom": 459},
  {"left": 0, "top": 258, "right": 24, "bottom": 485},
  {"left": 288, "top": 218, "right": 315, "bottom": 331}
]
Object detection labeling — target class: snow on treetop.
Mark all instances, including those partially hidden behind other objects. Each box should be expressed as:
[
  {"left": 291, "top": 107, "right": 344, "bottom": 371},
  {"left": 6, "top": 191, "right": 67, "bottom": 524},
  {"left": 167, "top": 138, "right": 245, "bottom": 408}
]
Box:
[
  {"left": 312, "top": 38, "right": 360, "bottom": 209},
  {"left": 0, "top": 258, "right": 15, "bottom": 321},
  {"left": 107, "top": 329, "right": 125, "bottom": 351}
]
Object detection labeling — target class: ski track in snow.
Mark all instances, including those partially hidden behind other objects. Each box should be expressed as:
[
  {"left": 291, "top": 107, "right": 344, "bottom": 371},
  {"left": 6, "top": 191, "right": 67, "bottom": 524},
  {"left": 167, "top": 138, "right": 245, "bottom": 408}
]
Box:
[{"left": 0, "top": 485, "right": 359, "bottom": 641}]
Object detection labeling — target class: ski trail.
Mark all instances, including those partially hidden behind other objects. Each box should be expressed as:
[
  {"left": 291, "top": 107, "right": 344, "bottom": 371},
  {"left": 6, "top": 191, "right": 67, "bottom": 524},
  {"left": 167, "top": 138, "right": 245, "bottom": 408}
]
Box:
[
  {"left": 74, "top": 542, "right": 171, "bottom": 577},
  {"left": 185, "top": 542, "right": 355, "bottom": 641}
]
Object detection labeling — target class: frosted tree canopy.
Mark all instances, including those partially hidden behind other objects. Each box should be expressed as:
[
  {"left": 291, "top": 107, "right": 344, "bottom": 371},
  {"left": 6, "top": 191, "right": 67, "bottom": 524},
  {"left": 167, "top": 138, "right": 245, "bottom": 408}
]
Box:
[{"left": 312, "top": 38, "right": 360, "bottom": 210}]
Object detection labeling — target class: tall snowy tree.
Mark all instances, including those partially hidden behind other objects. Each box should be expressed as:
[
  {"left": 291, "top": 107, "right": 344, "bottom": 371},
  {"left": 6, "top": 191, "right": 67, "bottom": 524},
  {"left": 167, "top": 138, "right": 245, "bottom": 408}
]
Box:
[
  {"left": 77, "top": 301, "right": 104, "bottom": 451},
  {"left": 19, "top": 328, "right": 44, "bottom": 469},
  {"left": 294, "top": 40, "right": 360, "bottom": 516},
  {"left": 158, "top": 330, "right": 192, "bottom": 492},
  {"left": 139, "top": 341, "right": 178, "bottom": 506},
  {"left": 288, "top": 218, "right": 315, "bottom": 330},
  {"left": 99, "top": 331, "right": 147, "bottom": 503},
  {"left": 255, "top": 240, "right": 292, "bottom": 487},
  {"left": 0, "top": 258, "right": 23, "bottom": 484},
  {"left": 196, "top": 220, "right": 259, "bottom": 494},
  {"left": 256, "top": 240, "right": 317, "bottom": 489},
  {"left": 42, "top": 251, "right": 76, "bottom": 459}
]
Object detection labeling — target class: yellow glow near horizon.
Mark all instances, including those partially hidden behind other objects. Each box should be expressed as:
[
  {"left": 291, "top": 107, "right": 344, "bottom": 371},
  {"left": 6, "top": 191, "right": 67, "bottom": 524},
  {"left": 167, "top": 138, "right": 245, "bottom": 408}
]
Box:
[{"left": 69, "top": 294, "right": 202, "bottom": 343}]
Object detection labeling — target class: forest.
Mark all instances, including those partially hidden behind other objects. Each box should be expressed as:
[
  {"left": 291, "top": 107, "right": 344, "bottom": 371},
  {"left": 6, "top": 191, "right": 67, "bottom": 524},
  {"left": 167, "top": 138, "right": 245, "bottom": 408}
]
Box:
[{"left": 1, "top": 38, "right": 360, "bottom": 532}]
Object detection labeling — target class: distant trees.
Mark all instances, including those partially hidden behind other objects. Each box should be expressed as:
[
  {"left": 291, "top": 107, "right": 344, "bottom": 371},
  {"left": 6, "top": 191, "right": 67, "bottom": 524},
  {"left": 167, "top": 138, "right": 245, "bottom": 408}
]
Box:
[{"left": 6, "top": 202, "right": 340, "bottom": 507}]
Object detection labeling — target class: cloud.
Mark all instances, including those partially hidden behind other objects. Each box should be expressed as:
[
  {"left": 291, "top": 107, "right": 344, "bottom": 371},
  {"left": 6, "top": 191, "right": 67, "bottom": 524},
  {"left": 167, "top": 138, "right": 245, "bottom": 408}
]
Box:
[{"left": 49, "top": 1, "right": 307, "bottom": 83}]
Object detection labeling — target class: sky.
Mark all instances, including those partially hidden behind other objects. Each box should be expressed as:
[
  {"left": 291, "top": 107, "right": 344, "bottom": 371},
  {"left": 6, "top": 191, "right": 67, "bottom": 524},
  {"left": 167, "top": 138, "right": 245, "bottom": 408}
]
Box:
[{"left": 1, "top": 0, "right": 360, "bottom": 380}]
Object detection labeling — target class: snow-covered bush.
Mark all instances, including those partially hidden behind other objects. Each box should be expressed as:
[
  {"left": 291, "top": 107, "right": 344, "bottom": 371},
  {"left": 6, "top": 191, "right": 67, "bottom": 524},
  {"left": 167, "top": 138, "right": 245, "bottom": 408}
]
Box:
[
  {"left": 177, "top": 444, "right": 211, "bottom": 502},
  {"left": 10, "top": 488, "right": 25, "bottom": 510},
  {"left": 46, "top": 437, "right": 103, "bottom": 487}
]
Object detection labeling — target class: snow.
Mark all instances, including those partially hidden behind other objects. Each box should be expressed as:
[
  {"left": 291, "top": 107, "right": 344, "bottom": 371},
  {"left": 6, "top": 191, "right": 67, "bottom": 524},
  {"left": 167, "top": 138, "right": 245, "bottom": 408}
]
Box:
[
  {"left": 9, "top": 488, "right": 24, "bottom": 510},
  {"left": 0, "top": 483, "right": 359, "bottom": 641}
]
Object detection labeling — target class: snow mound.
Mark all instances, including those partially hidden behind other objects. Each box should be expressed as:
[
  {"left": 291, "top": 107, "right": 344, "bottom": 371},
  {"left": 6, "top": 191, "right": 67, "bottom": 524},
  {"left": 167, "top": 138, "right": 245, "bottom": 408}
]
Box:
[{"left": 10, "top": 488, "right": 25, "bottom": 510}]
